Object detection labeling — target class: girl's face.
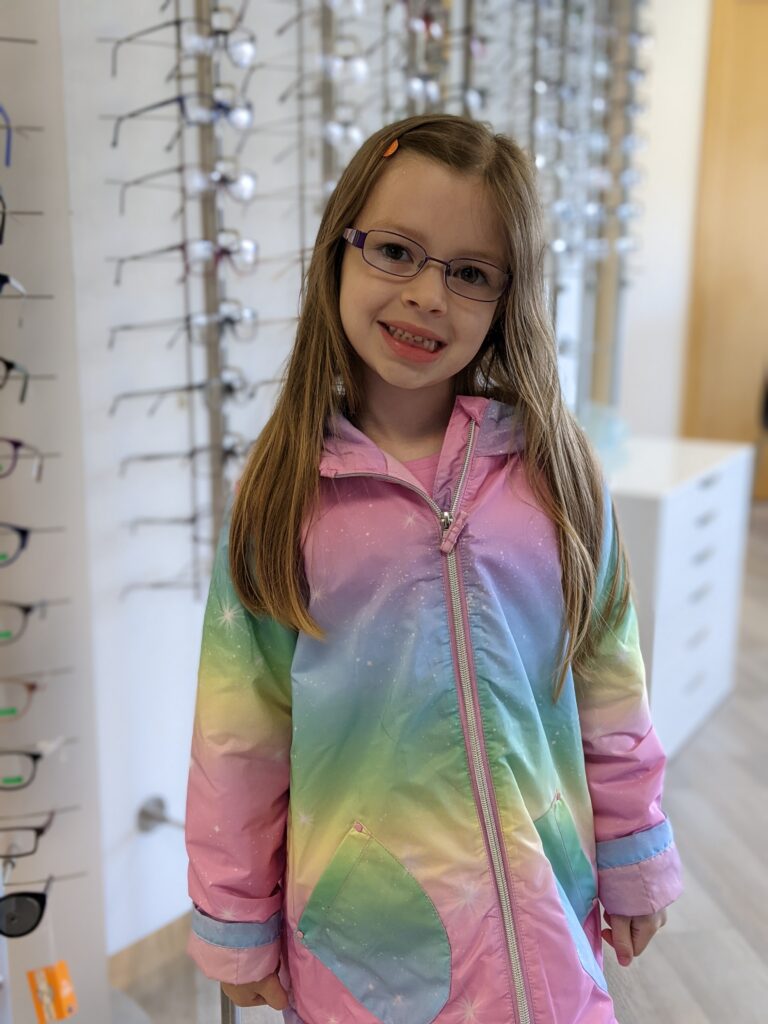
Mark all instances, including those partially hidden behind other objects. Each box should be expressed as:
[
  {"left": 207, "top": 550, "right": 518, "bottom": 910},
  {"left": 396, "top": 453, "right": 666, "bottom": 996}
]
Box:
[{"left": 339, "top": 152, "right": 506, "bottom": 409}]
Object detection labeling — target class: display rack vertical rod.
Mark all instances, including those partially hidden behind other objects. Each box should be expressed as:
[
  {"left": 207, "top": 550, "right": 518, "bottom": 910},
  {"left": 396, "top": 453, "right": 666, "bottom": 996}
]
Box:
[
  {"left": 549, "top": 0, "right": 570, "bottom": 328},
  {"left": 297, "top": 0, "right": 309, "bottom": 283},
  {"left": 607, "top": 0, "right": 637, "bottom": 406},
  {"left": 462, "top": 0, "right": 474, "bottom": 119},
  {"left": 195, "top": 0, "right": 226, "bottom": 544},
  {"left": 321, "top": 4, "right": 335, "bottom": 188},
  {"left": 173, "top": 0, "right": 203, "bottom": 597},
  {"left": 591, "top": 0, "right": 627, "bottom": 406}
]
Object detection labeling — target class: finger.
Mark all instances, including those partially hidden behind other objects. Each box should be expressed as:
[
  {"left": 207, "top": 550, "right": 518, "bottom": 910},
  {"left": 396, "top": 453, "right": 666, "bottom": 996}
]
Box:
[
  {"left": 601, "top": 928, "right": 614, "bottom": 948},
  {"left": 261, "top": 973, "right": 290, "bottom": 1011},
  {"left": 630, "top": 918, "right": 659, "bottom": 956},
  {"left": 610, "top": 916, "right": 634, "bottom": 966}
]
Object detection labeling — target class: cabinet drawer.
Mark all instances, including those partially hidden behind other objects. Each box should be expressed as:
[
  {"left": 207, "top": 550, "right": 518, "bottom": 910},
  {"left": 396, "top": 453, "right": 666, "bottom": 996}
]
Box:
[
  {"left": 648, "top": 622, "right": 734, "bottom": 758},
  {"left": 655, "top": 464, "right": 746, "bottom": 614}
]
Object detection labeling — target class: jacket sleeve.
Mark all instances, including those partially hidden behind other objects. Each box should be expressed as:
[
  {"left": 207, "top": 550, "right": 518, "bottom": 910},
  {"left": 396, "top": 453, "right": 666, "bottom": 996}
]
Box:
[
  {"left": 185, "top": 497, "right": 297, "bottom": 983},
  {"left": 574, "top": 478, "right": 684, "bottom": 918}
]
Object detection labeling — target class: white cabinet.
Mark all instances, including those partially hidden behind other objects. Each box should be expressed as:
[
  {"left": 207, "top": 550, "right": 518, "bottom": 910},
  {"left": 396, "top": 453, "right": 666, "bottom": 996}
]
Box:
[{"left": 607, "top": 438, "right": 755, "bottom": 760}]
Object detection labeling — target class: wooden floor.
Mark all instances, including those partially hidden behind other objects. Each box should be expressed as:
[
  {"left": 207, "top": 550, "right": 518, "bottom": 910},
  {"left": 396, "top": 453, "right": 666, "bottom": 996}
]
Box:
[{"left": 120, "top": 503, "right": 768, "bottom": 1024}]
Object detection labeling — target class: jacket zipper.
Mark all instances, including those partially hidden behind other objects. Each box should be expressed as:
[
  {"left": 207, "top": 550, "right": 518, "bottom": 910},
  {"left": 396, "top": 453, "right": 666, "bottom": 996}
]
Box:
[{"left": 330, "top": 421, "right": 531, "bottom": 1024}]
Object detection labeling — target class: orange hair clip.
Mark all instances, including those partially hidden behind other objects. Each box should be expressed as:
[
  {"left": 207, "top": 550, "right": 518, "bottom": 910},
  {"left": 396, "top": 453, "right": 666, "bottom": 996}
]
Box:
[{"left": 383, "top": 139, "right": 399, "bottom": 157}]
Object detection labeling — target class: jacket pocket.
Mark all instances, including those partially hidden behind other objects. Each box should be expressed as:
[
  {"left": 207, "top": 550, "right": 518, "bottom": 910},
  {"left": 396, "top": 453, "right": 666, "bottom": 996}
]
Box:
[
  {"left": 296, "top": 820, "right": 451, "bottom": 1024},
  {"left": 534, "top": 792, "right": 607, "bottom": 993}
]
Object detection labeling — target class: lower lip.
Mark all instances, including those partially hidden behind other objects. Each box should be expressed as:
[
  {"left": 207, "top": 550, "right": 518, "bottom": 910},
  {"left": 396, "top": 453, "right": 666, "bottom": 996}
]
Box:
[{"left": 378, "top": 323, "right": 445, "bottom": 363}]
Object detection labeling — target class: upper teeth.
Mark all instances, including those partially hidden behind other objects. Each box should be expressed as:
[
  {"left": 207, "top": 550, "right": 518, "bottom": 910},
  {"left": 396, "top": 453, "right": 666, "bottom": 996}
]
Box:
[{"left": 386, "top": 324, "right": 441, "bottom": 352}]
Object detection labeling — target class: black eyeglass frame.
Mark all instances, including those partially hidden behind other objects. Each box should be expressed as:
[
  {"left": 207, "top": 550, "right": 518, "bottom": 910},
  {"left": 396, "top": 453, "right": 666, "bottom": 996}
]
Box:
[{"left": 342, "top": 228, "right": 511, "bottom": 303}]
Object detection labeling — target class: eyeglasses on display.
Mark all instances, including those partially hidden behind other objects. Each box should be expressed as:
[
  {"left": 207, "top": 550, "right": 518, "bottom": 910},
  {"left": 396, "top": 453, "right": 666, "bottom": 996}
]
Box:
[
  {"left": 0, "top": 738, "right": 78, "bottom": 791},
  {"left": 0, "top": 599, "right": 71, "bottom": 645},
  {"left": 0, "top": 523, "right": 66, "bottom": 568},
  {"left": 110, "top": 88, "right": 253, "bottom": 149},
  {"left": 109, "top": 370, "right": 281, "bottom": 417},
  {"left": 0, "top": 681, "right": 46, "bottom": 722},
  {"left": 0, "top": 273, "right": 27, "bottom": 297},
  {"left": 111, "top": 229, "right": 259, "bottom": 285},
  {"left": 111, "top": 159, "right": 258, "bottom": 215},
  {"left": 0, "top": 805, "right": 79, "bottom": 860},
  {"left": 0, "top": 103, "right": 11, "bottom": 166},
  {"left": 0, "top": 437, "right": 55, "bottom": 481},
  {"left": 127, "top": 509, "right": 217, "bottom": 546},
  {"left": 342, "top": 228, "right": 510, "bottom": 302},
  {"left": 119, "top": 433, "right": 251, "bottom": 478},
  {"left": 108, "top": 299, "right": 264, "bottom": 349},
  {"left": 110, "top": 9, "right": 256, "bottom": 79},
  {"left": 0, "top": 872, "right": 86, "bottom": 938}
]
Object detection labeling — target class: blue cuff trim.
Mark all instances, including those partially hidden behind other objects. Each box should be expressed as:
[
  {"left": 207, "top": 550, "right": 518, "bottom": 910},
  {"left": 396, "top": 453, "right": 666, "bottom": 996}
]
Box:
[
  {"left": 191, "top": 906, "right": 281, "bottom": 949},
  {"left": 596, "top": 818, "right": 674, "bottom": 870}
]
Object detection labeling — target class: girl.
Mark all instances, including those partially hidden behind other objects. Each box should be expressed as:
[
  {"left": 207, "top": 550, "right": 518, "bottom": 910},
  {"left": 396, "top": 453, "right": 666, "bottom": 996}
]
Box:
[{"left": 185, "top": 113, "right": 684, "bottom": 1024}]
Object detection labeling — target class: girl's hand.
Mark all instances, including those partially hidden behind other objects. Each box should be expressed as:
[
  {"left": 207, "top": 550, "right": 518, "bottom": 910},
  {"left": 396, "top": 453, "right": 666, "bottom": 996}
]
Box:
[
  {"left": 221, "top": 971, "right": 290, "bottom": 1009},
  {"left": 601, "top": 908, "right": 668, "bottom": 966}
]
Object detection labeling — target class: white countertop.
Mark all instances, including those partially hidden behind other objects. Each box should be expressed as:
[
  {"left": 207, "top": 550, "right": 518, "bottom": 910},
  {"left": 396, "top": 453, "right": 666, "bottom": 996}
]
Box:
[{"left": 604, "top": 435, "right": 755, "bottom": 496}]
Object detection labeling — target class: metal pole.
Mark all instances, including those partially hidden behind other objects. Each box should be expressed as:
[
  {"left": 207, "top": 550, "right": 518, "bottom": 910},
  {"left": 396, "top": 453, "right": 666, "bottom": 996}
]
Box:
[
  {"left": 220, "top": 987, "right": 243, "bottom": 1023},
  {"left": 195, "top": 0, "right": 226, "bottom": 543}
]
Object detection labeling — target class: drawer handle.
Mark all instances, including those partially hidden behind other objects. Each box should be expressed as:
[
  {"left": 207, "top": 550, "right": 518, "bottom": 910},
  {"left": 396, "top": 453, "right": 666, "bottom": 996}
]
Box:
[
  {"left": 688, "top": 583, "right": 712, "bottom": 604},
  {"left": 686, "top": 626, "right": 710, "bottom": 650},
  {"left": 697, "top": 472, "right": 720, "bottom": 490},
  {"left": 691, "top": 546, "right": 715, "bottom": 565},
  {"left": 694, "top": 509, "right": 717, "bottom": 528},
  {"left": 684, "top": 670, "right": 707, "bottom": 694}
]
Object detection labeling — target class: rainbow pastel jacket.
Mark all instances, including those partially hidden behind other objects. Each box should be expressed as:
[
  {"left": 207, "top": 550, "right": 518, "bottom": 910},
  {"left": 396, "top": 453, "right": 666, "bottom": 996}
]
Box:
[{"left": 185, "top": 395, "right": 684, "bottom": 1024}]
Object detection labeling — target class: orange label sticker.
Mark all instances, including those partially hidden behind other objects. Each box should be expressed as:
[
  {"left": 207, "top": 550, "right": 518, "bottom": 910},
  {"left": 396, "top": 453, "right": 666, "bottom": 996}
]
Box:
[{"left": 26, "top": 961, "right": 78, "bottom": 1021}]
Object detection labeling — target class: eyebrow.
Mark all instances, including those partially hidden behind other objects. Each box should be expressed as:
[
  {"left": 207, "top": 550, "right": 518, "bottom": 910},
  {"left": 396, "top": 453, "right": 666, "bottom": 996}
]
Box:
[{"left": 369, "top": 222, "right": 506, "bottom": 266}]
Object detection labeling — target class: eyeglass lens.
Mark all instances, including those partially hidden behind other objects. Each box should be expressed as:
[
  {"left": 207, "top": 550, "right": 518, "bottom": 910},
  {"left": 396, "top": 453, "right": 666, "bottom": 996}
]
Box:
[
  {"left": 0, "top": 752, "right": 36, "bottom": 789},
  {"left": 0, "top": 826, "right": 41, "bottom": 857},
  {"left": 0, "top": 525, "right": 22, "bottom": 566},
  {"left": 361, "top": 230, "right": 506, "bottom": 301},
  {"left": 0, "top": 683, "right": 34, "bottom": 721},
  {"left": 0, "top": 893, "right": 45, "bottom": 937},
  {"left": 0, "top": 604, "right": 26, "bottom": 643}
]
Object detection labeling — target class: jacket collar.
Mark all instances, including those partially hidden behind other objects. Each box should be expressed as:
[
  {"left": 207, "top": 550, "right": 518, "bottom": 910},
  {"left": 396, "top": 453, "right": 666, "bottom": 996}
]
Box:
[{"left": 319, "top": 395, "right": 524, "bottom": 478}]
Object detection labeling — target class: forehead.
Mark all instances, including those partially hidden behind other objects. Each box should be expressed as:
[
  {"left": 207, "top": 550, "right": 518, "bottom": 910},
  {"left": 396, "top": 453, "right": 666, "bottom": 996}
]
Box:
[{"left": 357, "top": 152, "right": 506, "bottom": 261}]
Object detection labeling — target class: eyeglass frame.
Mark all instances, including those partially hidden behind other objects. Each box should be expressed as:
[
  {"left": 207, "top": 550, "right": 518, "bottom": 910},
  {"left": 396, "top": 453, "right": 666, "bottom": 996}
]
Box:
[
  {"left": 0, "top": 599, "right": 71, "bottom": 645},
  {"left": 111, "top": 229, "right": 259, "bottom": 286},
  {"left": 342, "top": 228, "right": 511, "bottom": 303},
  {"left": 0, "top": 681, "right": 46, "bottom": 722},
  {"left": 108, "top": 299, "right": 262, "bottom": 349},
  {"left": 0, "top": 811, "right": 55, "bottom": 859},
  {"left": 110, "top": 88, "right": 253, "bottom": 150},
  {"left": 0, "top": 437, "right": 46, "bottom": 481},
  {"left": 0, "top": 523, "right": 66, "bottom": 568},
  {"left": 110, "top": 8, "right": 255, "bottom": 79},
  {"left": 0, "top": 104, "right": 10, "bottom": 167},
  {"left": 0, "top": 357, "right": 29, "bottom": 403}
]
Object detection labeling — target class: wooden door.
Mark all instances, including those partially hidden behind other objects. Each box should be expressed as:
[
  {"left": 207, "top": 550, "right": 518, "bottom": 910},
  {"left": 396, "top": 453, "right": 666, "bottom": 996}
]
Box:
[{"left": 682, "top": 0, "right": 768, "bottom": 498}]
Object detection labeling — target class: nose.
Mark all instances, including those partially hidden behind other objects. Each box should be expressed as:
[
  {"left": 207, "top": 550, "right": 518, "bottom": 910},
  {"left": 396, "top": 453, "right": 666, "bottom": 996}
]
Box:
[{"left": 399, "top": 259, "right": 449, "bottom": 313}]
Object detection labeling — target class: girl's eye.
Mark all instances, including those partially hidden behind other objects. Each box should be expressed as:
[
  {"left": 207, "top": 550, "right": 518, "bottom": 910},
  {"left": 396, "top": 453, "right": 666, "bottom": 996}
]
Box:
[
  {"left": 378, "top": 243, "right": 414, "bottom": 263},
  {"left": 454, "top": 262, "right": 490, "bottom": 286}
]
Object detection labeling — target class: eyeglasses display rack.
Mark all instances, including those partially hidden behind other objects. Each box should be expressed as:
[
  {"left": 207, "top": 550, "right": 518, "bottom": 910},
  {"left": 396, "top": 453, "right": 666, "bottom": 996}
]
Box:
[{"left": 0, "top": 1, "right": 111, "bottom": 1022}]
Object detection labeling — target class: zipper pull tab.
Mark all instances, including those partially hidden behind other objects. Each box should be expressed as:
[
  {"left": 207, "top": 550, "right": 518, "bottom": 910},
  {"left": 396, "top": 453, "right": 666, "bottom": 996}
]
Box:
[{"left": 439, "top": 510, "right": 454, "bottom": 532}]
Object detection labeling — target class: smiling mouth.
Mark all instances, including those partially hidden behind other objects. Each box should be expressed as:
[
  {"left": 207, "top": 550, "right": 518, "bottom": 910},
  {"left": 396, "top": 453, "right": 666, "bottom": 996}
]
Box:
[{"left": 379, "top": 322, "right": 446, "bottom": 353}]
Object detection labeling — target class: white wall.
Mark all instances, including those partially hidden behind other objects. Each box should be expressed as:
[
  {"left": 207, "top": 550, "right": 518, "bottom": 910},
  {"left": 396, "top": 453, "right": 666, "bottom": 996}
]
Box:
[{"left": 618, "top": 0, "right": 713, "bottom": 437}]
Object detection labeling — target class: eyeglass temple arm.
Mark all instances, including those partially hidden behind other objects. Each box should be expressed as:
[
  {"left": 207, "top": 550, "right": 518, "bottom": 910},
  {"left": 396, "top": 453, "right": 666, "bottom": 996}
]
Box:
[
  {"left": 108, "top": 314, "right": 185, "bottom": 348},
  {"left": 0, "top": 105, "right": 11, "bottom": 166},
  {"left": 118, "top": 165, "right": 182, "bottom": 215},
  {"left": 111, "top": 20, "right": 183, "bottom": 78},
  {"left": 113, "top": 243, "right": 184, "bottom": 286},
  {"left": 111, "top": 96, "right": 179, "bottom": 148}
]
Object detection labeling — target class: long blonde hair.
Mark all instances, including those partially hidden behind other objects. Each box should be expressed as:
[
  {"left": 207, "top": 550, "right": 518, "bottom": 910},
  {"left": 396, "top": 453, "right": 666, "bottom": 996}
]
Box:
[{"left": 231, "top": 113, "right": 632, "bottom": 703}]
